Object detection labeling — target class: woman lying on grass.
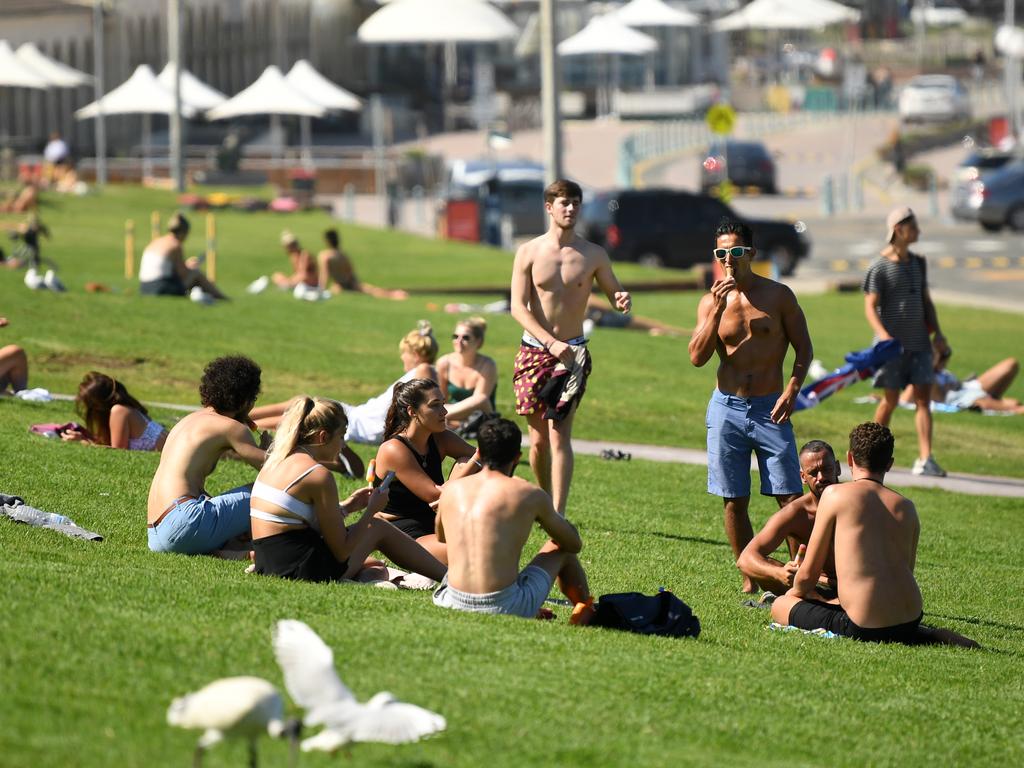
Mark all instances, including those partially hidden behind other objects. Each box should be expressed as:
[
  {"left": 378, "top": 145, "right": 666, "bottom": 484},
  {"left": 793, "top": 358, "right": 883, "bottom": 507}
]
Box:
[
  {"left": 371, "top": 379, "right": 481, "bottom": 565},
  {"left": 250, "top": 396, "right": 447, "bottom": 584},
  {"left": 63, "top": 371, "right": 167, "bottom": 451}
]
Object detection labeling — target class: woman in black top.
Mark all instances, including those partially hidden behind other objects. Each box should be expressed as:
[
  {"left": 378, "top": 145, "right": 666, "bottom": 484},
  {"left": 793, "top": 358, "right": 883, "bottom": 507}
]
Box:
[{"left": 372, "top": 378, "right": 480, "bottom": 564}]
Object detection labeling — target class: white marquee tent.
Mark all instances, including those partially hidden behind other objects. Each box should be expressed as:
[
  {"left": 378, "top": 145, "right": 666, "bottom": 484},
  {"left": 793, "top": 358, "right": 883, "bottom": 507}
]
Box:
[
  {"left": 15, "top": 42, "right": 92, "bottom": 87},
  {"left": 157, "top": 63, "right": 227, "bottom": 111},
  {"left": 0, "top": 40, "right": 50, "bottom": 88},
  {"left": 714, "top": 0, "right": 859, "bottom": 31}
]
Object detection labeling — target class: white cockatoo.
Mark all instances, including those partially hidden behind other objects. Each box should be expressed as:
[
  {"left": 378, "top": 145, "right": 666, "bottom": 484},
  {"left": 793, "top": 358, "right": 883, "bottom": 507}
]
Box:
[{"left": 272, "top": 619, "right": 446, "bottom": 753}]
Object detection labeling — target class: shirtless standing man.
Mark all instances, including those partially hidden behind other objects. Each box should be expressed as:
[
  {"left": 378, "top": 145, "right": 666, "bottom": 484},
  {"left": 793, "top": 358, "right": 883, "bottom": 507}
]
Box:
[
  {"left": 147, "top": 356, "right": 269, "bottom": 555},
  {"left": 771, "top": 422, "right": 977, "bottom": 647},
  {"left": 689, "top": 220, "right": 812, "bottom": 592},
  {"left": 737, "top": 440, "right": 840, "bottom": 597},
  {"left": 511, "top": 179, "right": 631, "bottom": 514},
  {"left": 433, "top": 418, "right": 593, "bottom": 621}
]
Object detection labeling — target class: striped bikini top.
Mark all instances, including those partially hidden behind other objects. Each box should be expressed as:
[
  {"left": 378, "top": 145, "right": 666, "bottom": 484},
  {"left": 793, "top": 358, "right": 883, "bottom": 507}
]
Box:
[{"left": 250, "top": 463, "right": 322, "bottom": 530}]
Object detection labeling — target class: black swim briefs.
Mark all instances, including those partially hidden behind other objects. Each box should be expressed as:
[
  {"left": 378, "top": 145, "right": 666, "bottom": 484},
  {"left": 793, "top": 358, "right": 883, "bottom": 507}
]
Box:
[{"left": 787, "top": 599, "right": 922, "bottom": 644}]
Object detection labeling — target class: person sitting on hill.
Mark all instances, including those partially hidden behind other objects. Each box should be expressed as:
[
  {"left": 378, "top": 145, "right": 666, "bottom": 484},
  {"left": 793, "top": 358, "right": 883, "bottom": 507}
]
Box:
[
  {"left": 901, "top": 347, "right": 1023, "bottom": 415},
  {"left": 0, "top": 181, "right": 38, "bottom": 213},
  {"left": 737, "top": 440, "right": 841, "bottom": 598},
  {"left": 250, "top": 396, "right": 447, "bottom": 584},
  {"left": 250, "top": 321, "right": 439, "bottom": 453},
  {"left": 318, "top": 228, "right": 407, "bottom": 300},
  {"left": 0, "top": 317, "right": 29, "bottom": 395},
  {"left": 770, "top": 422, "right": 978, "bottom": 647},
  {"left": 437, "top": 316, "right": 498, "bottom": 429},
  {"left": 434, "top": 418, "right": 594, "bottom": 622},
  {"left": 138, "top": 213, "right": 227, "bottom": 301},
  {"left": 62, "top": 371, "right": 167, "bottom": 451},
  {"left": 371, "top": 378, "right": 481, "bottom": 564},
  {"left": 272, "top": 230, "right": 318, "bottom": 291},
  {"left": 146, "top": 356, "right": 269, "bottom": 556}
]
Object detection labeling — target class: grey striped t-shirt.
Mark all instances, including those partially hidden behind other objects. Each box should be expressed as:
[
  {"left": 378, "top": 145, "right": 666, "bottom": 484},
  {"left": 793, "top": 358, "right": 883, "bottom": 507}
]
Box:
[{"left": 862, "top": 252, "right": 931, "bottom": 352}]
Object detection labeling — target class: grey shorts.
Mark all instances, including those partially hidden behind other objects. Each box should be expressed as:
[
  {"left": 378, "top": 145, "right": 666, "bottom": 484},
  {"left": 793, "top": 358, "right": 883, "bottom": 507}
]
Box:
[
  {"left": 874, "top": 349, "right": 933, "bottom": 390},
  {"left": 432, "top": 565, "right": 554, "bottom": 619}
]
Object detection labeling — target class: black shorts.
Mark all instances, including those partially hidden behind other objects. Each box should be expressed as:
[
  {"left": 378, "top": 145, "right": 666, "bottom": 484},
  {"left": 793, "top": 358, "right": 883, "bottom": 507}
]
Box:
[
  {"left": 140, "top": 274, "right": 187, "bottom": 297},
  {"left": 252, "top": 527, "right": 349, "bottom": 583},
  {"left": 387, "top": 515, "right": 434, "bottom": 540},
  {"left": 787, "top": 599, "right": 922, "bottom": 644}
]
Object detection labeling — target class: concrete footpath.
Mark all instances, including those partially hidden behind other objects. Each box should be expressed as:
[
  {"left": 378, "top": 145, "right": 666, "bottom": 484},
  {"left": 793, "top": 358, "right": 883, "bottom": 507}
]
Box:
[{"left": 46, "top": 393, "right": 1021, "bottom": 498}]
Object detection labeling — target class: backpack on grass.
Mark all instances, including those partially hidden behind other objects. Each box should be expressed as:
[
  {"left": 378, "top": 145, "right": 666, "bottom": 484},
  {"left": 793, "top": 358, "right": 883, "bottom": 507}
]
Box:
[{"left": 590, "top": 590, "right": 700, "bottom": 639}]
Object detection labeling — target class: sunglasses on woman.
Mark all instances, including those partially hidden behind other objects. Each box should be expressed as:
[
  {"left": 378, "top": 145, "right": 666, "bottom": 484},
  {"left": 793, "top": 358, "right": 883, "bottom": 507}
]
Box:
[
  {"left": 712, "top": 246, "right": 752, "bottom": 260},
  {"left": 452, "top": 334, "right": 473, "bottom": 341}
]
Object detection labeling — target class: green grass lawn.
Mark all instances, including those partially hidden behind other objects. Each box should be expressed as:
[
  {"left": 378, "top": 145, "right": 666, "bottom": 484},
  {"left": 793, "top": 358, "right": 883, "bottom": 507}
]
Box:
[{"left": 2, "top": 186, "right": 1023, "bottom": 767}]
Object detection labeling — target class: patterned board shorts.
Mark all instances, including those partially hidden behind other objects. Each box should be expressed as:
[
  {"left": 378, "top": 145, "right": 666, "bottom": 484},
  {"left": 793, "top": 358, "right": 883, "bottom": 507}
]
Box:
[{"left": 512, "top": 343, "right": 591, "bottom": 416}]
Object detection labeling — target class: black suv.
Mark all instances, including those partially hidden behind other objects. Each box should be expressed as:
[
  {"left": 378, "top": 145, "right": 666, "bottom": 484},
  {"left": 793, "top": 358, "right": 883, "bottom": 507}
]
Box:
[{"left": 580, "top": 189, "right": 810, "bottom": 275}]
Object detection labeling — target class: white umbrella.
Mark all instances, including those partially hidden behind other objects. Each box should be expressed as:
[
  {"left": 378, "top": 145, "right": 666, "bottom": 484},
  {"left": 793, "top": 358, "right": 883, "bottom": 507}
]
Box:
[
  {"left": 714, "top": 0, "right": 859, "bottom": 31},
  {"left": 560, "top": 15, "right": 658, "bottom": 117},
  {"left": 285, "top": 60, "right": 362, "bottom": 112},
  {"left": 15, "top": 42, "right": 92, "bottom": 87},
  {"left": 0, "top": 40, "right": 49, "bottom": 88},
  {"left": 76, "top": 65, "right": 197, "bottom": 179},
  {"left": 615, "top": 0, "right": 700, "bottom": 27},
  {"left": 205, "top": 65, "right": 325, "bottom": 120},
  {"left": 157, "top": 63, "right": 227, "bottom": 111},
  {"left": 357, "top": 0, "right": 517, "bottom": 43}
]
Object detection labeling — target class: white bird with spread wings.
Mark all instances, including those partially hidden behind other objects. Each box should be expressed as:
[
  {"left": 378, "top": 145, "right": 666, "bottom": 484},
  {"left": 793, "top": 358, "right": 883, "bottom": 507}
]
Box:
[{"left": 272, "top": 619, "right": 447, "bottom": 753}]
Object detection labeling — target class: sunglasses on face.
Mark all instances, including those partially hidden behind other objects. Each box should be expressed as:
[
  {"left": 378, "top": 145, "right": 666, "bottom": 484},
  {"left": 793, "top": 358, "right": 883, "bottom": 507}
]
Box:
[
  {"left": 713, "top": 246, "right": 752, "bottom": 260},
  {"left": 452, "top": 334, "right": 473, "bottom": 341}
]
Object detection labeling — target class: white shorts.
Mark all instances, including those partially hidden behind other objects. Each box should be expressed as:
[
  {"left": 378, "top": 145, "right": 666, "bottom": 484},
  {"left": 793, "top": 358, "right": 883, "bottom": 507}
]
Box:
[{"left": 432, "top": 565, "right": 554, "bottom": 619}]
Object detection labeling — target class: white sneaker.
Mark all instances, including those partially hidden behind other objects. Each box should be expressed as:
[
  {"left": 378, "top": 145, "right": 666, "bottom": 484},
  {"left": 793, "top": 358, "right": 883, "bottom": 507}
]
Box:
[
  {"left": 24, "top": 267, "right": 43, "bottom": 290},
  {"left": 292, "top": 283, "right": 322, "bottom": 301},
  {"left": 189, "top": 286, "right": 214, "bottom": 305},
  {"left": 246, "top": 275, "right": 270, "bottom": 294},
  {"left": 912, "top": 456, "right": 947, "bottom": 477},
  {"left": 43, "top": 269, "right": 66, "bottom": 292}
]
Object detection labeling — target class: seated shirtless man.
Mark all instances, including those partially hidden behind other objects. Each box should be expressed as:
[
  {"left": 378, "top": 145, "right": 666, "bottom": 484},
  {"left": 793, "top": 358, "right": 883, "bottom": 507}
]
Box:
[
  {"left": 146, "top": 356, "right": 269, "bottom": 555},
  {"left": 433, "top": 418, "right": 594, "bottom": 622},
  {"left": 318, "top": 228, "right": 407, "bottom": 300},
  {"left": 737, "top": 440, "right": 840, "bottom": 597},
  {"left": 771, "top": 423, "right": 978, "bottom": 647}
]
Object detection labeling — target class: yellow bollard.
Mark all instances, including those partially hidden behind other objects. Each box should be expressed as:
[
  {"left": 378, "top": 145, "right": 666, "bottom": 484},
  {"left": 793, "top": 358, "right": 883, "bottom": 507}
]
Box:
[
  {"left": 206, "top": 213, "right": 217, "bottom": 282},
  {"left": 150, "top": 210, "right": 160, "bottom": 240},
  {"left": 124, "top": 219, "right": 135, "bottom": 279}
]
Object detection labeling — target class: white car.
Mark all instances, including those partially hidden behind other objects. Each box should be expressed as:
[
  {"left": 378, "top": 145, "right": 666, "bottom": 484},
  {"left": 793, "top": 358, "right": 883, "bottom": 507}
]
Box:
[
  {"left": 909, "top": 1, "right": 969, "bottom": 27},
  {"left": 898, "top": 75, "right": 971, "bottom": 124}
]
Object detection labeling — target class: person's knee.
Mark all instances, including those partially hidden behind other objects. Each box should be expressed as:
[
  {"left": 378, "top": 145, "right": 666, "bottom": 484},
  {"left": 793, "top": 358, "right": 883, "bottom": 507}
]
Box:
[
  {"left": 1007, "top": 358, "right": 1020, "bottom": 376},
  {"left": 724, "top": 496, "right": 750, "bottom": 515},
  {"left": 771, "top": 596, "right": 795, "bottom": 624}
]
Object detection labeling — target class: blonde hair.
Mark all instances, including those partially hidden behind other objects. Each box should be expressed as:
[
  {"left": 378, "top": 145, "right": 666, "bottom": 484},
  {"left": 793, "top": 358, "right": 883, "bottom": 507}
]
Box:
[
  {"left": 399, "top": 320, "right": 438, "bottom": 364},
  {"left": 264, "top": 396, "right": 347, "bottom": 471},
  {"left": 457, "top": 315, "right": 487, "bottom": 346}
]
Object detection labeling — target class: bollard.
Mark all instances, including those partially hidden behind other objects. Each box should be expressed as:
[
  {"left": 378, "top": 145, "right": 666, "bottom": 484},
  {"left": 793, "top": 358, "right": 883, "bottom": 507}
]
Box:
[
  {"left": 836, "top": 172, "right": 849, "bottom": 213},
  {"left": 150, "top": 210, "right": 160, "bottom": 240},
  {"left": 343, "top": 183, "right": 356, "bottom": 222},
  {"left": 853, "top": 173, "right": 865, "bottom": 212},
  {"left": 820, "top": 175, "right": 835, "bottom": 217},
  {"left": 500, "top": 214, "right": 515, "bottom": 251},
  {"left": 205, "top": 213, "right": 217, "bottom": 282},
  {"left": 412, "top": 185, "right": 425, "bottom": 230},
  {"left": 928, "top": 173, "right": 939, "bottom": 218},
  {"left": 124, "top": 219, "right": 135, "bottom": 279}
]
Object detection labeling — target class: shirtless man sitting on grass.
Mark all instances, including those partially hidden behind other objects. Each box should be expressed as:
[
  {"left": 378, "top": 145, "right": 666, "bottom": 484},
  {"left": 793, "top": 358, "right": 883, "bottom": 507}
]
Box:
[
  {"left": 433, "top": 418, "right": 594, "bottom": 622},
  {"left": 770, "top": 422, "right": 978, "bottom": 647},
  {"left": 147, "top": 355, "right": 270, "bottom": 556},
  {"left": 737, "top": 440, "right": 841, "bottom": 598}
]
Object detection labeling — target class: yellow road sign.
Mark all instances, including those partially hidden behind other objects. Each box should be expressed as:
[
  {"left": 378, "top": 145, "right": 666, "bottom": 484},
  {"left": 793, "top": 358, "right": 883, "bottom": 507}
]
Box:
[{"left": 706, "top": 104, "right": 736, "bottom": 135}]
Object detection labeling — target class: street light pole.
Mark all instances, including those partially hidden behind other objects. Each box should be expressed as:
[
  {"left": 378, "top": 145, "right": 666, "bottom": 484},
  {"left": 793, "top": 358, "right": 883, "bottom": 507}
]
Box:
[
  {"left": 1007, "top": 0, "right": 1020, "bottom": 138},
  {"left": 168, "top": 0, "right": 185, "bottom": 192},
  {"left": 92, "top": 0, "right": 107, "bottom": 186},
  {"left": 539, "top": 0, "right": 563, "bottom": 183}
]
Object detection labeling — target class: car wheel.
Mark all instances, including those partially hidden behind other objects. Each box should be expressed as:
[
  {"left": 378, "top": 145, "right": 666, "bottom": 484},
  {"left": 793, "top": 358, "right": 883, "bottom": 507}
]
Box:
[
  {"left": 980, "top": 220, "right": 1003, "bottom": 232},
  {"left": 637, "top": 252, "right": 665, "bottom": 269},
  {"left": 767, "top": 245, "right": 798, "bottom": 276},
  {"left": 1008, "top": 206, "right": 1024, "bottom": 232}
]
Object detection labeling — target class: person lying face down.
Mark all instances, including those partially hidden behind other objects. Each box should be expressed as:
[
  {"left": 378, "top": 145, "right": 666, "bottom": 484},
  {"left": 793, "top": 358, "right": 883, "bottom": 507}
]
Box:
[
  {"left": 737, "top": 440, "right": 841, "bottom": 597},
  {"left": 433, "top": 418, "right": 594, "bottom": 623}
]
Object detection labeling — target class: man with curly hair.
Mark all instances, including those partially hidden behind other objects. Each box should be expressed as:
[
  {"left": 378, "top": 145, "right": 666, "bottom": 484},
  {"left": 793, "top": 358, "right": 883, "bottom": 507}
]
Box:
[
  {"left": 146, "top": 356, "right": 269, "bottom": 555},
  {"left": 770, "top": 422, "right": 977, "bottom": 647}
]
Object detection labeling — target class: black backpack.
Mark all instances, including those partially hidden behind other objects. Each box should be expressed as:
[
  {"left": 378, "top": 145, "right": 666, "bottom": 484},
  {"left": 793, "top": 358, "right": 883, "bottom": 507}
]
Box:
[{"left": 590, "top": 591, "right": 701, "bottom": 638}]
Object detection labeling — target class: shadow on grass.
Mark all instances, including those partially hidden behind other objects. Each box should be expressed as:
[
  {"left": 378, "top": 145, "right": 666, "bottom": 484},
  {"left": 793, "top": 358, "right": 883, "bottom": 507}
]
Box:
[{"left": 927, "top": 611, "right": 1024, "bottom": 635}]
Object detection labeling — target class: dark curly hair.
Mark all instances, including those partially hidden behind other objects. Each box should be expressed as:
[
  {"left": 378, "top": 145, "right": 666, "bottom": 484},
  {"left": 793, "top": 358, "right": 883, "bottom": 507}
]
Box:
[
  {"left": 849, "top": 422, "right": 894, "bottom": 473},
  {"left": 199, "top": 356, "right": 262, "bottom": 415},
  {"left": 477, "top": 418, "right": 522, "bottom": 470},
  {"left": 715, "top": 219, "right": 754, "bottom": 248}
]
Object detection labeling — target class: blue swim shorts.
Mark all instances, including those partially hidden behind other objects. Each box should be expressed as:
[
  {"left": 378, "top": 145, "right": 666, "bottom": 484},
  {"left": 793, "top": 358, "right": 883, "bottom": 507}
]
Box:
[
  {"left": 705, "top": 389, "right": 802, "bottom": 499},
  {"left": 147, "top": 485, "right": 252, "bottom": 555},
  {"left": 874, "top": 349, "right": 933, "bottom": 390}
]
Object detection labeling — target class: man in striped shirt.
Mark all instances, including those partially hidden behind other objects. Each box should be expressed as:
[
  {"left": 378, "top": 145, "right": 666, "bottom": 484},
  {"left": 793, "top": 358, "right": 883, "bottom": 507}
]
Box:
[{"left": 863, "top": 207, "right": 949, "bottom": 477}]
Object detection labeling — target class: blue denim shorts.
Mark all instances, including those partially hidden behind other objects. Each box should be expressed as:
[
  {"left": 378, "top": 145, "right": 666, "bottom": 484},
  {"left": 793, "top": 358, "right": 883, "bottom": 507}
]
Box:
[
  {"left": 705, "top": 389, "right": 802, "bottom": 498},
  {"left": 147, "top": 485, "right": 252, "bottom": 555},
  {"left": 874, "top": 349, "right": 933, "bottom": 390}
]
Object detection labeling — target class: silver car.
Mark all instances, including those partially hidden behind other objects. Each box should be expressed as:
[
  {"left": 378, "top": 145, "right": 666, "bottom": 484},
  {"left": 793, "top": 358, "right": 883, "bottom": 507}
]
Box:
[{"left": 899, "top": 75, "right": 971, "bottom": 124}]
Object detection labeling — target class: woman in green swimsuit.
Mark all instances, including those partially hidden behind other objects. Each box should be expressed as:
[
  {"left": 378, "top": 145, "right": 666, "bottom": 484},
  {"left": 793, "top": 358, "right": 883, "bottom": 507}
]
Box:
[{"left": 437, "top": 316, "right": 498, "bottom": 428}]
